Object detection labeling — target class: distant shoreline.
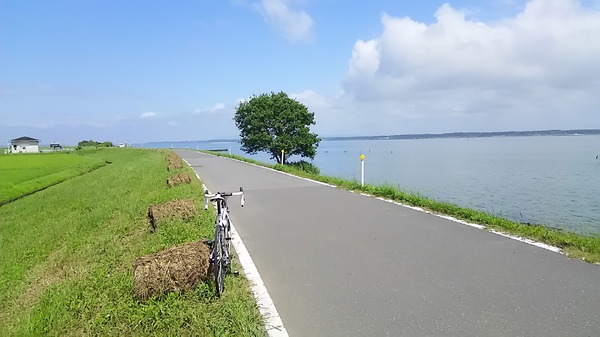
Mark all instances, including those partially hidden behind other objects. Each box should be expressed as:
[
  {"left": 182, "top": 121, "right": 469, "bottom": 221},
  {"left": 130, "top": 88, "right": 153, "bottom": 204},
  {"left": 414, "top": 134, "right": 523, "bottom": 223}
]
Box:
[
  {"left": 322, "top": 129, "right": 600, "bottom": 141},
  {"left": 139, "top": 128, "right": 600, "bottom": 145}
]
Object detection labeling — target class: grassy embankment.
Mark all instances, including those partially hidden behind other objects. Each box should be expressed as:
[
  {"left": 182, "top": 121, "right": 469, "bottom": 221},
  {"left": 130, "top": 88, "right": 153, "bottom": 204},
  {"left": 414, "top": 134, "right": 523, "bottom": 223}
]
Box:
[
  {"left": 0, "top": 148, "right": 265, "bottom": 336},
  {"left": 0, "top": 151, "right": 107, "bottom": 205},
  {"left": 204, "top": 151, "right": 600, "bottom": 264}
]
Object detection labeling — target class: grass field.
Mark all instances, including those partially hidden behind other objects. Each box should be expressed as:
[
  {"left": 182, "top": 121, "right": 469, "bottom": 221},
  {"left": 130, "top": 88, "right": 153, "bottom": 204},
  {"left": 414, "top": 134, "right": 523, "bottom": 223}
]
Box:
[
  {"left": 0, "top": 151, "right": 107, "bottom": 204},
  {"left": 206, "top": 151, "right": 600, "bottom": 264},
  {"left": 0, "top": 148, "right": 265, "bottom": 336}
]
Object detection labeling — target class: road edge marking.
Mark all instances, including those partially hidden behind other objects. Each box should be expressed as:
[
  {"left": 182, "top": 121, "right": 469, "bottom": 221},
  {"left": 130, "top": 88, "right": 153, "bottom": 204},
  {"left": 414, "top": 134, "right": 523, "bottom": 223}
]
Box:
[
  {"left": 194, "top": 153, "right": 565, "bottom": 257},
  {"left": 371, "top": 196, "right": 563, "bottom": 254},
  {"left": 229, "top": 220, "right": 289, "bottom": 337},
  {"left": 199, "top": 153, "right": 336, "bottom": 188},
  {"left": 183, "top": 157, "right": 289, "bottom": 337}
]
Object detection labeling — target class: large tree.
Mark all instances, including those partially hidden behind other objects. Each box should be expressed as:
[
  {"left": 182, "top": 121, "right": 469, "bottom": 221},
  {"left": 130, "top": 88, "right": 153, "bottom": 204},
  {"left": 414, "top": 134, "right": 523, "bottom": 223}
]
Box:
[{"left": 234, "top": 91, "right": 320, "bottom": 163}]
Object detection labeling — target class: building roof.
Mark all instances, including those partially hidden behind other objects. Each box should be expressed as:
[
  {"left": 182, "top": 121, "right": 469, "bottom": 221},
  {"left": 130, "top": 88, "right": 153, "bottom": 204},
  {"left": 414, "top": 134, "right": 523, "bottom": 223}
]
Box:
[{"left": 11, "top": 136, "right": 40, "bottom": 142}]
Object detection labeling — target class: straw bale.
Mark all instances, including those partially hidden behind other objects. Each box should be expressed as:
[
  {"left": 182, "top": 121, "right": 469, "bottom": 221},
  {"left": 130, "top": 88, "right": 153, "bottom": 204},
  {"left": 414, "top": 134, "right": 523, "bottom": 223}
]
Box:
[
  {"left": 148, "top": 199, "right": 196, "bottom": 230},
  {"left": 132, "top": 240, "right": 211, "bottom": 301},
  {"left": 167, "top": 152, "right": 184, "bottom": 170},
  {"left": 166, "top": 172, "right": 192, "bottom": 187}
]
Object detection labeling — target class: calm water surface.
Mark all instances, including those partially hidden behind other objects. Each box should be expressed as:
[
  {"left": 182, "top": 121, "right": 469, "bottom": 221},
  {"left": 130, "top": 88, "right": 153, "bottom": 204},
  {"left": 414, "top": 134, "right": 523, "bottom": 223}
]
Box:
[{"left": 145, "top": 135, "right": 600, "bottom": 235}]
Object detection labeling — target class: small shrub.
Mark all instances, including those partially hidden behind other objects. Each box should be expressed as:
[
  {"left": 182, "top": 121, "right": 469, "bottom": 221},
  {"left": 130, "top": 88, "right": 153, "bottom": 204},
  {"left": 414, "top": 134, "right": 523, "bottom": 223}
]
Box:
[{"left": 285, "top": 160, "right": 320, "bottom": 175}]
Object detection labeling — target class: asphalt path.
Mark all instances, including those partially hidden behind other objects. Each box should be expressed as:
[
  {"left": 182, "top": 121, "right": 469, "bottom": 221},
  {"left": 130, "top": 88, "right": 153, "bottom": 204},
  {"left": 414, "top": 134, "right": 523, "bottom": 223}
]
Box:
[{"left": 176, "top": 150, "right": 600, "bottom": 337}]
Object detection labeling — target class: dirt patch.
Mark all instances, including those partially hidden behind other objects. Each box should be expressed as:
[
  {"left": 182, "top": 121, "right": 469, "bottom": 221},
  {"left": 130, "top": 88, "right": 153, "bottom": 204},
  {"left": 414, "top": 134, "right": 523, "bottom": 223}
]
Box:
[
  {"left": 167, "top": 152, "right": 184, "bottom": 171},
  {"left": 132, "top": 240, "right": 211, "bottom": 301},
  {"left": 147, "top": 199, "right": 196, "bottom": 230},
  {"left": 166, "top": 173, "right": 192, "bottom": 188}
]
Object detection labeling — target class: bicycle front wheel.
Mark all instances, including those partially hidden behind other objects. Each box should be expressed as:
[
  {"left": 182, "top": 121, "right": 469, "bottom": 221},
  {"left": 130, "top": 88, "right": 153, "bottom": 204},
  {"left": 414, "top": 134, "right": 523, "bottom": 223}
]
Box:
[
  {"left": 223, "top": 215, "right": 231, "bottom": 266},
  {"left": 213, "top": 226, "right": 225, "bottom": 297}
]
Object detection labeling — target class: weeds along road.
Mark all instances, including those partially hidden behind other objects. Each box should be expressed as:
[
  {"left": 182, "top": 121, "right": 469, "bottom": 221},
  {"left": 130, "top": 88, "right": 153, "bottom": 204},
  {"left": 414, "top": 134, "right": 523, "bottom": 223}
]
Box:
[{"left": 176, "top": 150, "right": 600, "bottom": 337}]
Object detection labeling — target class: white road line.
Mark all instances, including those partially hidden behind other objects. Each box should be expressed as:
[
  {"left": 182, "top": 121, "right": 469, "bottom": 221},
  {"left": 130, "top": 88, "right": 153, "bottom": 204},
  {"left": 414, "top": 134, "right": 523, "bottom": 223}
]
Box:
[
  {"left": 183, "top": 154, "right": 289, "bottom": 337},
  {"left": 229, "top": 222, "right": 289, "bottom": 337},
  {"left": 203, "top": 153, "right": 336, "bottom": 188},
  {"left": 203, "top": 184, "right": 289, "bottom": 337},
  {"left": 199, "top": 151, "right": 565, "bottom": 257},
  {"left": 372, "top": 196, "right": 563, "bottom": 254}
]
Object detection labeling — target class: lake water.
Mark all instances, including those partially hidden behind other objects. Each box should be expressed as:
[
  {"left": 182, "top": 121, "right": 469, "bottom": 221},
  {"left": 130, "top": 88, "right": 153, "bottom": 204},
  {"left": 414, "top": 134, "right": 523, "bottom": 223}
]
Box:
[{"left": 142, "top": 135, "right": 600, "bottom": 235}]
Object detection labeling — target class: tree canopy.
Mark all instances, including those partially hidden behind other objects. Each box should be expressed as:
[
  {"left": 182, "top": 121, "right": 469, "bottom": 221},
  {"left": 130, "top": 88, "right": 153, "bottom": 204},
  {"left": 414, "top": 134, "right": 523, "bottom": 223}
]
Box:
[{"left": 234, "top": 92, "right": 320, "bottom": 163}]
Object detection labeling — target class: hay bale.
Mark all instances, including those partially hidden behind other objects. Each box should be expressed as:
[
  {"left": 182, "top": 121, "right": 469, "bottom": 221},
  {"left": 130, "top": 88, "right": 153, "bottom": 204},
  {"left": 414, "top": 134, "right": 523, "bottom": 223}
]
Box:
[
  {"left": 166, "top": 172, "right": 192, "bottom": 187},
  {"left": 168, "top": 162, "right": 183, "bottom": 171},
  {"left": 133, "top": 240, "right": 211, "bottom": 301},
  {"left": 148, "top": 199, "right": 196, "bottom": 230},
  {"left": 167, "top": 152, "right": 184, "bottom": 171}
]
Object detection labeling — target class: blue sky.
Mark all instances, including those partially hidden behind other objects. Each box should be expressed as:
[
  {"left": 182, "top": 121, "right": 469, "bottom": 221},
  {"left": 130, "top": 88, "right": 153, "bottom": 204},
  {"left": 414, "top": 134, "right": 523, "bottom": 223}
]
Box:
[{"left": 1, "top": 0, "right": 599, "bottom": 145}]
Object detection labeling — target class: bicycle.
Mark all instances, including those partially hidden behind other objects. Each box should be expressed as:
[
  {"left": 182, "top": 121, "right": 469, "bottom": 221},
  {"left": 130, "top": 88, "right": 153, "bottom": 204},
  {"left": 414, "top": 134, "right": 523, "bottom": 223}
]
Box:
[{"left": 204, "top": 187, "right": 244, "bottom": 297}]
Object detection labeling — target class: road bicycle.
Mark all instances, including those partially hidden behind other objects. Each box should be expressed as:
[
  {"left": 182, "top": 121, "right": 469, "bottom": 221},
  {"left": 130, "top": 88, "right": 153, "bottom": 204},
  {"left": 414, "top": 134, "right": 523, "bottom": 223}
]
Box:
[{"left": 205, "top": 187, "right": 244, "bottom": 297}]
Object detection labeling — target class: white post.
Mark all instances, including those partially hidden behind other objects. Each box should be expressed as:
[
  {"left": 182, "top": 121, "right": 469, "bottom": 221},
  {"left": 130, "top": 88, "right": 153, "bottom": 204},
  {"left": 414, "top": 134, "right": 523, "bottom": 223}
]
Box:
[
  {"left": 229, "top": 146, "right": 231, "bottom": 156},
  {"left": 360, "top": 154, "right": 365, "bottom": 186},
  {"left": 281, "top": 149, "right": 285, "bottom": 165}
]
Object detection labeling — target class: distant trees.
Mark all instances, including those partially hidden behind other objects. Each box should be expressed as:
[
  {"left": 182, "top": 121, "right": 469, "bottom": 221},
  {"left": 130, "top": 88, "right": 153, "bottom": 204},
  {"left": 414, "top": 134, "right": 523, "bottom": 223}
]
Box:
[
  {"left": 234, "top": 91, "right": 320, "bottom": 163},
  {"left": 77, "top": 140, "right": 114, "bottom": 148}
]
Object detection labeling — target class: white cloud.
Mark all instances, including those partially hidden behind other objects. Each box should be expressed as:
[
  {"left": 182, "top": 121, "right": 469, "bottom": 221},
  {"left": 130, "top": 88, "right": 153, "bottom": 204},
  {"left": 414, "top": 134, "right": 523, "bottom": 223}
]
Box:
[
  {"left": 211, "top": 103, "right": 226, "bottom": 111},
  {"left": 291, "top": 89, "right": 329, "bottom": 109},
  {"left": 168, "top": 121, "right": 179, "bottom": 126},
  {"left": 253, "top": 0, "right": 314, "bottom": 43},
  {"left": 290, "top": 89, "right": 368, "bottom": 136},
  {"left": 348, "top": 40, "right": 380, "bottom": 77},
  {"left": 335, "top": 0, "right": 600, "bottom": 134},
  {"left": 139, "top": 112, "right": 157, "bottom": 119},
  {"left": 193, "top": 103, "right": 227, "bottom": 115}
]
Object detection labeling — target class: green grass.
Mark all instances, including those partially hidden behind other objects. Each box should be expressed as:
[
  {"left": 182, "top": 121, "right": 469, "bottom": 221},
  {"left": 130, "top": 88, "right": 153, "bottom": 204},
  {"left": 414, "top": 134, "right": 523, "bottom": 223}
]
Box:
[
  {"left": 0, "top": 151, "right": 107, "bottom": 204},
  {"left": 205, "top": 151, "right": 600, "bottom": 264},
  {"left": 0, "top": 148, "right": 265, "bottom": 336}
]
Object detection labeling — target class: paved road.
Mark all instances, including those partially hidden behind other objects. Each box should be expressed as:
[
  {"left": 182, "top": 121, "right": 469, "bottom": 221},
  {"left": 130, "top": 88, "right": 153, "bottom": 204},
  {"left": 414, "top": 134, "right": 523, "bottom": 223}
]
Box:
[{"left": 177, "top": 150, "right": 600, "bottom": 337}]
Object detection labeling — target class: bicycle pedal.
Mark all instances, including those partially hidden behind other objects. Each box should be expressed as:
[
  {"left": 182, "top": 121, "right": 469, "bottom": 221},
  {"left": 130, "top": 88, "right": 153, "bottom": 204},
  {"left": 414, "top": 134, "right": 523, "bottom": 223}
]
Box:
[{"left": 225, "top": 236, "right": 232, "bottom": 241}]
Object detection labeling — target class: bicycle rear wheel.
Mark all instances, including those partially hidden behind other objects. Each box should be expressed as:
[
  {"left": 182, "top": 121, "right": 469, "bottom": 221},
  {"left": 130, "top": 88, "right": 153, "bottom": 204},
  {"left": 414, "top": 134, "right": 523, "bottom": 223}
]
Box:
[{"left": 213, "top": 226, "right": 225, "bottom": 297}]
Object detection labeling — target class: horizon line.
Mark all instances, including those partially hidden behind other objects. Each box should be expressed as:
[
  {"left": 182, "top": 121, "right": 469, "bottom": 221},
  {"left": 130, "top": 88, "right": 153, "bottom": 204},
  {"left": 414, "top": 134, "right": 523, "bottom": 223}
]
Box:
[{"left": 134, "top": 128, "right": 600, "bottom": 145}]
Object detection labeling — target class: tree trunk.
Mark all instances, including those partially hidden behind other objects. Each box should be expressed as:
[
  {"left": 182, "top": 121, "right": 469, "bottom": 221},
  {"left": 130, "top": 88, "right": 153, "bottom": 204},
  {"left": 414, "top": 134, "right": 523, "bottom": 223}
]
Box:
[{"left": 272, "top": 151, "right": 282, "bottom": 164}]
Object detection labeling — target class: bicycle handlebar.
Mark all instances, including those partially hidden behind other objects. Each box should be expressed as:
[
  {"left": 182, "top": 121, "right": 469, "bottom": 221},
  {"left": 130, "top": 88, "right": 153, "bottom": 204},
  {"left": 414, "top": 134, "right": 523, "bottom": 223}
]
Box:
[{"left": 205, "top": 187, "right": 244, "bottom": 210}]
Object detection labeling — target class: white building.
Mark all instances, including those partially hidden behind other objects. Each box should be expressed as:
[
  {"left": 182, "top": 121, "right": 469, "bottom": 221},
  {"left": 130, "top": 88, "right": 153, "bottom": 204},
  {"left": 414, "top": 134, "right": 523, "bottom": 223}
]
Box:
[{"left": 9, "top": 136, "right": 40, "bottom": 153}]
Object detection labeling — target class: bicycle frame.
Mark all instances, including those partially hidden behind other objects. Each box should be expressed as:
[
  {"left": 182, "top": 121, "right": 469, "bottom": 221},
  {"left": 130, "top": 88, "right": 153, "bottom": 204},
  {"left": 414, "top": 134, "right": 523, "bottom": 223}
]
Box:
[{"left": 205, "top": 188, "right": 244, "bottom": 296}]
